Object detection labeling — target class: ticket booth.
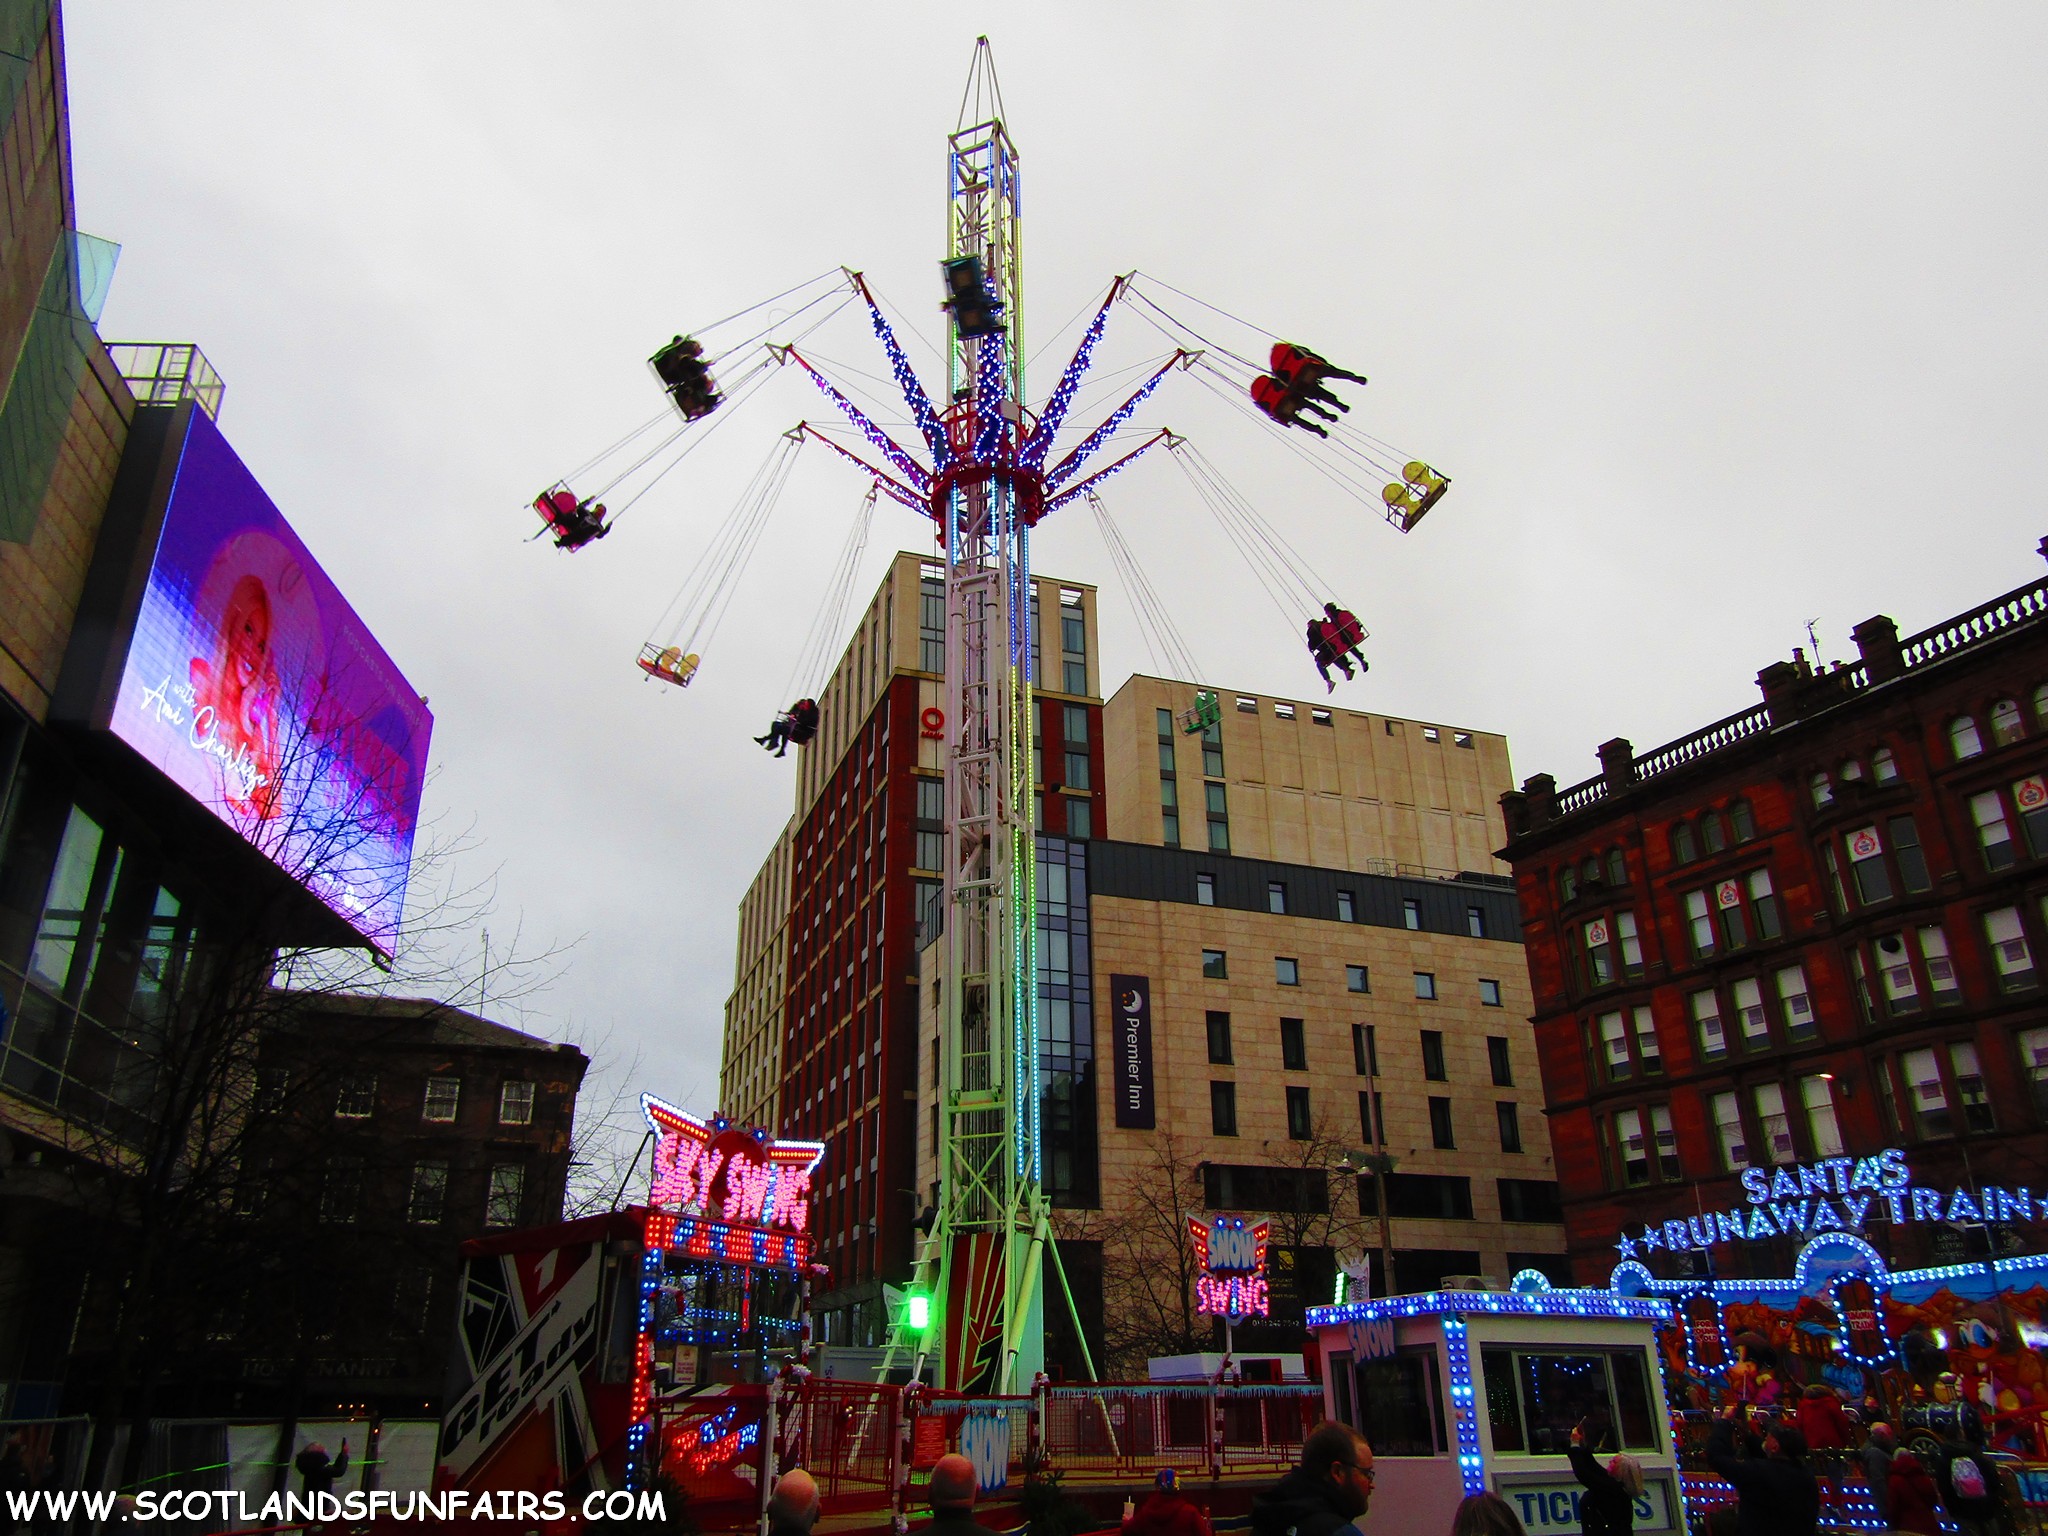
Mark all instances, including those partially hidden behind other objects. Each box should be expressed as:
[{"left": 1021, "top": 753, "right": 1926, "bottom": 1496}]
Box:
[{"left": 1307, "top": 1276, "right": 1680, "bottom": 1536}]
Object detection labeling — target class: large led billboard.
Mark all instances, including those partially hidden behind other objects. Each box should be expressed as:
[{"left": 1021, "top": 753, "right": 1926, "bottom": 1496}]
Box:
[{"left": 106, "top": 408, "right": 432, "bottom": 945}]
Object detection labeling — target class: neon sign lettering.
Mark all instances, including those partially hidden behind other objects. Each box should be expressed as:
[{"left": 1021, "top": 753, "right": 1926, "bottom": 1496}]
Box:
[
  {"left": 641, "top": 1096, "right": 823, "bottom": 1234},
  {"left": 1189, "top": 1216, "right": 1271, "bottom": 1319},
  {"left": 1614, "top": 1148, "right": 2042, "bottom": 1257}
]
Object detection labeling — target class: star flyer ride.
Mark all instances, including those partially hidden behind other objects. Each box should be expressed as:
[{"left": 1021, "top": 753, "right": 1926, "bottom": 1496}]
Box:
[{"left": 526, "top": 40, "right": 1454, "bottom": 1396}]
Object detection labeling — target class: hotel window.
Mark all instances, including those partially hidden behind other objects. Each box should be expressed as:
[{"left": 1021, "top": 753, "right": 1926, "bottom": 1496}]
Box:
[
  {"left": 1972, "top": 791, "right": 2018, "bottom": 872},
  {"left": 1066, "top": 796, "right": 1092, "bottom": 839},
  {"left": 1597, "top": 1012, "right": 1631, "bottom": 1081},
  {"left": 1985, "top": 907, "right": 2036, "bottom": 991},
  {"left": 1337, "top": 889, "right": 1356, "bottom": 922},
  {"left": 1732, "top": 977, "right": 1769, "bottom": 1050},
  {"left": 1286, "top": 1086, "right": 1314, "bottom": 1139},
  {"left": 1953, "top": 1042, "right": 1995, "bottom": 1132},
  {"left": 1237, "top": 695, "right": 1257, "bottom": 714},
  {"left": 1274, "top": 702, "right": 1296, "bottom": 721},
  {"left": 1479, "top": 978, "right": 1503, "bottom": 1007},
  {"left": 1280, "top": 1017, "right": 1308, "bottom": 1070},
  {"left": 1208, "top": 1011, "right": 1233, "bottom": 1064},
  {"left": 1059, "top": 592, "right": 1087, "bottom": 695},
  {"left": 1414, "top": 971, "right": 1437, "bottom": 1000},
  {"left": 1801, "top": 1076, "right": 1844, "bottom": 1158},
  {"left": 1157, "top": 710, "right": 1179, "bottom": 845},
  {"left": 1347, "top": 964, "right": 1369, "bottom": 994},
  {"left": 1952, "top": 716, "right": 1984, "bottom": 760},
  {"left": 1353, "top": 1024, "right": 1378, "bottom": 1076},
  {"left": 422, "top": 1077, "right": 461, "bottom": 1123},
  {"left": 1875, "top": 933, "right": 1922, "bottom": 1015},
  {"left": 1205, "top": 781, "right": 1230, "bottom": 852},
  {"left": 1201, "top": 718, "right": 1224, "bottom": 779},
  {"left": 1196, "top": 872, "right": 1215, "bottom": 905},
  {"left": 1429, "top": 1096, "right": 1455, "bottom": 1149},
  {"left": 1269, "top": 880, "right": 1289, "bottom": 915},
  {"left": 915, "top": 778, "right": 945, "bottom": 871},
  {"left": 1754, "top": 1083, "right": 1794, "bottom": 1164},
  {"left": 919, "top": 574, "right": 945, "bottom": 672},
  {"left": 1467, "top": 905, "right": 1487, "bottom": 938},
  {"left": 1358, "top": 1090, "right": 1383, "bottom": 1145},
  {"left": 1210, "top": 1082, "right": 1238, "bottom": 1137},
  {"left": 1992, "top": 698, "right": 2025, "bottom": 746},
  {"left": 1776, "top": 965, "right": 1816, "bottom": 1040},
  {"left": 1203, "top": 948, "right": 1228, "bottom": 979},
  {"left": 1710, "top": 1092, "right": 1749, "bottom": 1170},
  {"left": 1902, "top": 1047, "right": 1953, "bottom": 1138},
  {"left": 1631, "top": 1007, "right": 1662, "bottom": 1074},
  {"left": 1920, "top": 925, "right": 1960, "bottom": 1000},
  {"left": 1691, "top": 990, "right": 1727, "bottom": 1059},
  {"left": 1488, "top": 1037, "right": 1513, "bottom": 1086},
  {"left": 1276, "top": 956, "right": 1300, "bottom": 986},
  {"left": 499, "top": 1081, "right": 536, "bottom": 1126},
  {"left": 1421, "top": 1030, "right": 1448, "bottom": 1081},
  {"left": 1404, "top": 898, "right": 1422, "bottom": 931},
  {"left": 1314, "top": 708, "right": 1334, "bottom": 727},
  {"left": 1497, "top": 1102, "right": 1523, "bottom": 1154},
  {"left": 2018, "top": 1027, "right": 2048, "bottom": 1119}
]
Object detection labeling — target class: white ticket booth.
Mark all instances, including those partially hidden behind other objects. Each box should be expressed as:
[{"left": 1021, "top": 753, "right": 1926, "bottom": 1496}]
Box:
[{"left": 1306, "top": 1277, "right": 1681, "bottom": 1536}]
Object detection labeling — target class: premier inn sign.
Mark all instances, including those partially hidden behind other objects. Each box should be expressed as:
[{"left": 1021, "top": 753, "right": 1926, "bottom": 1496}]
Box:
[{"left": 1613, "top": 1148, "right": 2043, "bottom": 1258}]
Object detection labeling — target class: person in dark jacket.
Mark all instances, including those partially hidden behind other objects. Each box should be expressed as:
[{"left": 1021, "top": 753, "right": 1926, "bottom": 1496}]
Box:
[
  {"left": 924, "top": 1453, "right": 1002, "bottom": 1536},
  {"left": 1250, "top": 1422, "right": 1375, "bottom": 1536},
  {"left": 1888, "top": 1449, "right": 1942, "bottom": 1536},
  {"left": 293, "top": 1439, "right": 349, "bottom": 1497},
  {"left": 1932, "top": 1438, "right": 2006, "bottom": 1536},
  {"left": 1858, "top": 1423, "right": 1896, "bottom": 1528},
  {"left": 1127, "top": 1468, "right": 1211, "bottom": 1536},
  {"left": 1705, "top": 1408, "right": 1818, "bottom": 1536},
  {"left": 1569, "top": 1418, "right": 1642, "bottom": 1536}
]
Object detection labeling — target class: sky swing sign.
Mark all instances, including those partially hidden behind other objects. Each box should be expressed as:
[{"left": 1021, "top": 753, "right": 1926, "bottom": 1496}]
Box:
[{"left": 1613, "top": 1148, "right": 2045, "bottom": 1259}]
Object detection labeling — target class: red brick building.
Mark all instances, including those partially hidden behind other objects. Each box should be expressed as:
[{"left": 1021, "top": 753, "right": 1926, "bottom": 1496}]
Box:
[{"left": 1499, "top": 538, "right": 2048, "bottom": 1285}]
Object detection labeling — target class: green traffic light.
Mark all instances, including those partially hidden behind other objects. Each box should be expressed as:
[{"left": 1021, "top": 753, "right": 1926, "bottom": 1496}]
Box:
[{"left": 906, "top": 1292, "right": 931, "bottom": 1332}]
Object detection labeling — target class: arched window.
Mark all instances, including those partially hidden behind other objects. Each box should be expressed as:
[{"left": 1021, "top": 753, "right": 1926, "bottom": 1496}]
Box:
[
  {"left": 1560, "top": 866, "right": 1577, "bottom": 903},
  {"left": 1991, "top": 698, "right": 2024, "bottom": 746},
  {"left": 1951, "top": 716, "right": 1984, "bottom": 760},
  {"left": 1812, "top": 772, "right": 1834, "bottom": 808},
  {"left": 1583, "top": 857, "right": 1601, "bottom": 886},
  {"left": 1671, "top": 823, "right": 1696, "bottom": 864},
  {"left": 1730, "top": 799, "right": 1756, "bottom": 841},
  {"left": 1607, "top": 849, "right": 1627, "bottom": 887},
  {"left": 1872, "top": 747, "right": 1899, "bottom": 784},
  {"left": 1840, "top": 758, "right": 1865, "bottom": 782},
  {"left": 1701, "top": 814, "right": 1726, "bottom": 854},
  {"left": 2034, "top": 683, "right": 2048, "bottom": 723}
]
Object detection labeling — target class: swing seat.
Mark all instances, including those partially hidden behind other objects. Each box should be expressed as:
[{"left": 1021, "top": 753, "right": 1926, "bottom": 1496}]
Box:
[
  {"left": 1381, "top": 462, "right": 1449, "bottom": 531},
  {"left": 637, "top": 643, "right": 700, "bottom": 687},
  {"left": 1177, "top": 690, "right": 1222, "bottom": 735}
]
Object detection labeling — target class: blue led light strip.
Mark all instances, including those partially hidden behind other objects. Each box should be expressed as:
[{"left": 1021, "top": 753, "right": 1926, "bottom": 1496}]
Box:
[
  {"left": 1021, "top": 284, "right": 1119, "bottom": 469},
  {"left": 1308, "top": 1289, "right": 1675, "bottom": 1327},
  {"left": 1045, "top": 429, "right": 1173, "bottom": 512},
  {"left": 787, "top": 351, "right": 931, "bottom": 490},
  {"left": 1042, "top": 355, "right": 1181, "bottom": 492},
  {"left": 973, "top": 333, "right": 1008, "bottom": 464},
  {"left": 858, "top": 284, "right": 949, "bottom": 466}
]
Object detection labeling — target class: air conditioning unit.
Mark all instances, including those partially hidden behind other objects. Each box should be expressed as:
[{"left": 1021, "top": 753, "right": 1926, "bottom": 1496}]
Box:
[{"left": 1442, "top": 1274, "right": 1505, "bottom": 1292}]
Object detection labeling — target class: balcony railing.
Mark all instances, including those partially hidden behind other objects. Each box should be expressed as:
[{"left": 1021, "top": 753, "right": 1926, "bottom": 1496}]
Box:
[{"left": 106, "top": 342, "right": 225, "bottom": 420}]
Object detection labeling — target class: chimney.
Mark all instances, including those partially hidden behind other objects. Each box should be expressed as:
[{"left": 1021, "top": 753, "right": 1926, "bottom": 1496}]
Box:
[
  {"left": 1851, "top": 615, "right": 1902, "bottom": 684},
  {"left": 1520, "top": 773, "right": 1556, "bottom": 829},
  {"left": 1597, "top": 738, "right": 1636, "bottom": 794},
  {"left": 1757, "top": 660, "right": 1807, "bottom": 725}
]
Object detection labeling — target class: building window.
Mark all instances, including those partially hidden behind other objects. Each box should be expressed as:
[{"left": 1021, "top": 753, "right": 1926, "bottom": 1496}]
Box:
[
  {"left": 1280, "top": 1017, "right": 1307, "bottom": 1071},
  {"left": 1337, "top": 890, "right": 1356, "bottom": 922},
  {"left": 1497, "top": 1102, "right": 1523, "bottom": 1154},
  {"left": 1952, "top": 716, "right": 1984, "bottom": 760},
  {"left": 1701, "top": 815, "right": 1726, "bottom": 854},
  {"left": 1498, "top": 1179, "right": 1564, "bottom": 1223},
  {"left": 1065, "top": 797, "right": 1092, "bottom": 839},
  {"left": 1871, "top": 748, "right": 1899, "bottom": 784},
  {"left": 335, "top": 1077, "right": 376, "bottom": 1119},
  {"left": 1428, "top": 1096, "right": 1455, "bottom": 1149},
  {"left": 1415, "top": 972, "right": 1437, "bottom": 1000},
  {"left": 254, "top": 1068, "right": 289, "bottom": 1114},
  {"left": 1421, "top": 1030, "right": 1448, "bottom": 1081},
  {"left": 1210, "top": 1081, "right": 1238, "bottom": 1137},
  {"left": 1465, "top": 905, "right": 1488, "bottom": 939},
  {"left": 1671, "top": 823, "right": 1697, "bottom": 864},
  {"left": 1901, "top": 1048, "right": 1952, "bottom": 1138},
  {"left": 1207, "top": 1010, "right": 1233, "bottom": 1065},
  {"left": 1953, "top": 1042, "right": 1994, "bottom": 1131},
  {"left": 1583, "top": 910, "right": 1643, "bottom": 980},
  {"left": 1613, "top": 1109, "right": 1651, "bottom": 1186},
  {"left": 1276, "top": 956, "right": 1300, "bottom": 986},
  {"left": 1479, "top": 978, "right": 1502, "bottom": 1007},
  {"left": 2019, "top": 1027, "right": 2048, "bottom": 1119},
  {"left": 320, "top": 1158, "right": 362, "bottom": 1224},
  {"left": 1201, "top": 719, "right": 1224, "bottom": 778},
  {"left": 1649, "top": 1105, "right": 1681, "bottom": 1180},
  {"left": 1776, "top": 965, "right": 1816, "bottom": 1039},
  {"left": 1488, "top": 1037, "right": 1513, "bottom": 1087},
  {"left": 1354, "top": 1024, "right": 1378, "bottom": 1076},
  {"left": 485, "top": 1163, "right": 526, "bottom": 1227},
  {"left": 1274, "top": 702, "right": 1296, "bottom": 721},
  {"left": 915, "top": 778, "right": 945, "bottom": 871},
  {"left": 1359, "top": 1089, "right": 1382, "bottom": 1145},
  {"left": 1313, "top": 708, "right": 1334, "bottom": 727},
  {"left": 1801, "top": 1077, "right": 1843, "bottom": 1159},
  {"left": 408, "top": 1161, "right": 449, "bottom": 1224},
  {"left": 1196, "top": 872, "right": 1216, "bottom": 905},
  {"left": 1560, "top": 866, "right": 1578, "bottom": 903},
  {"left": 1691, "top": 989, "right": 1727, "bottom": 1060},
  {"left": 919, "top": 574, "right": 945, "bottom": 672},
  {"left": 1754, "top": 1083, "right": 1794, "bottom": 1163},
  {"left": 1811, "top": 771, "right": 1835, "bottom": 808},
  {"left": 1347, "top": 964, "right": 1370, "bottom": 994},
  {"left": 1972, "top": 791, "right": 2018, "bottom": 871},
  {"left": 1986, "top": 907, "right": 2036, "bottom": 991},
  {"left": 499, "top": 1081, "right": 536, "bottom": 1126},
  {"left": 1991, "top": 697, "right": 2025, "bottom": 744},
  {"left": 423, "top": 1077, "right": 461, "bottom": 1123},
  {"left": 1203, "top": 948, "right": 1228, "bottom": 979},
  {"left": 1845, "top": 827, "right": 1894, "bottom": 904},
  {"left": 1631, "top": 1007, "right": 1662, "bottom": 1074},
  {"left": 1730, "top": 799, "right": 1756, "bottom": 841},
  {"left": 1710, "top": 1092, "right": 1748, "bottom": 1170},
  {"left": 1268, "top": 880, "right": 1289, "bottom": 915},
  {"left": 1919, "top": 925, "right": 1960, "bottom": 1000},
  {"left": 1732, "top": 977, "right": 1769, "bottom": 1050},
  {"left": 1597, "top": 1012, "right": 1631, "bottom": 1081},
  {"left": 1205, "top": 780, "right": 1230, "bottom": 851},
  {"left": 1060, "top": 595, "right": 1087, "bottom": 695},
  {"left": 1286, "top": 1085, "right": 1314, "bottom": 1139},
  {"left": 1403, "top": 898, "right": 1422, "bottom": 931},
  {"left": 1875, "top": 933, "right": 1922, "bottom": 1015}
]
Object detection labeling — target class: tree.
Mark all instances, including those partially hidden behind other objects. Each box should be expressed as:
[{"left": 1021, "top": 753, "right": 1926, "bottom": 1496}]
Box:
[{"left": 1053, "top": 1129, "right": 1208, "bottom": 1376}]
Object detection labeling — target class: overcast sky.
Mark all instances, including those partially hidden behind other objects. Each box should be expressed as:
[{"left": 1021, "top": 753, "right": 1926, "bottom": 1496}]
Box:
[{"left": 61, "top": 4, "right": 2048, "bottom": 1147}]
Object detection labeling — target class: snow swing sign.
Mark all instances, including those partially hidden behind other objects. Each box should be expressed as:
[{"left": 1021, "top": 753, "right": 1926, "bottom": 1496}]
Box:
[
  {"left": 1614, "top": 1148, "right": 2045, "bottom": 1258},
  {"left": 1190, "top": 1216, "right": 1271, "bottom": 1319}
]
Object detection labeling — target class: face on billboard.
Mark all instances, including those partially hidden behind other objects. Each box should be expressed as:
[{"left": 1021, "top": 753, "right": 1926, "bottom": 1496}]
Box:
[{"left": 109, "top": 409, "right": 432, "bottom": 944}]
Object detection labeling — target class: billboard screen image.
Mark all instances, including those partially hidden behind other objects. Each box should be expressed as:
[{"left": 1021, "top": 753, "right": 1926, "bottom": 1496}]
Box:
[{"left": 108, "top": 408, "right": 432, "bottom": 943}]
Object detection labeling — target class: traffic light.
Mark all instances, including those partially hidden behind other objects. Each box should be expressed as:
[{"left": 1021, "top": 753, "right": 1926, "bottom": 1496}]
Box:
[
  {"left": 941, "top": 256, "right": 1004, "bottom": 338},
  {"left": 904, "top": 1290, "right": 932, "bottom": 1334}
]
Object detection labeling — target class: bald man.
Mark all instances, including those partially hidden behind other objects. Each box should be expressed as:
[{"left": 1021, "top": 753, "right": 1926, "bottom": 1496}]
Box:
[
  {"left": 926, "top": 1452, "right": 1002, "bottom": 1536},
  {"left": 768, "top": 1468, "right": 821, "bottom": 1536}
]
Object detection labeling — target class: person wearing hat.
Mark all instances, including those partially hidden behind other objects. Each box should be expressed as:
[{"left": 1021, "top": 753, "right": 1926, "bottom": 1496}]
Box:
[
  {"left": 1126, "top": 1469, "right": 1212, "bottom": 1536},
  {"left": 926, "top": 1452, "right": 1002, "bottom": 1536}
]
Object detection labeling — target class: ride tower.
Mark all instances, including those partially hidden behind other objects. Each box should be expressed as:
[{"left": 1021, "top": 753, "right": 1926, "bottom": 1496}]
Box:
[{"left": 921, "top": 43, "right": 1051, "bottom": 1396}]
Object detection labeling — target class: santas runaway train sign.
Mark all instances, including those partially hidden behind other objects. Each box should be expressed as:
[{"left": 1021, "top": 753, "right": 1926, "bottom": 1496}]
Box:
[{"left": 1614, "top": 1147, "right": 2045, "bottom": 1258}]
